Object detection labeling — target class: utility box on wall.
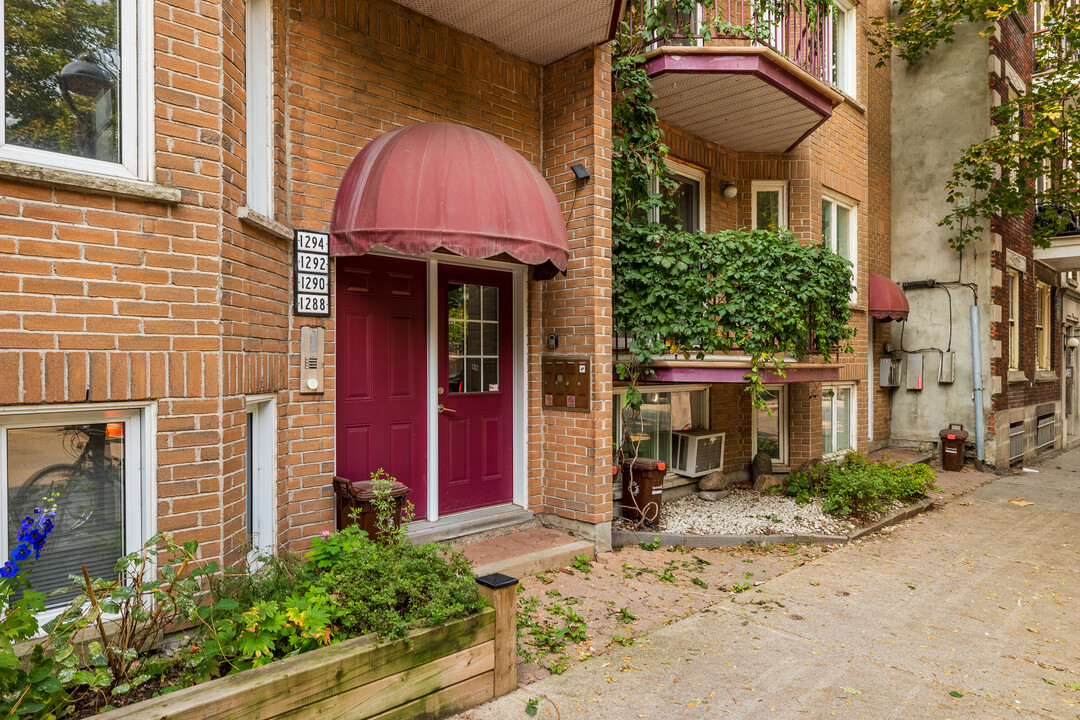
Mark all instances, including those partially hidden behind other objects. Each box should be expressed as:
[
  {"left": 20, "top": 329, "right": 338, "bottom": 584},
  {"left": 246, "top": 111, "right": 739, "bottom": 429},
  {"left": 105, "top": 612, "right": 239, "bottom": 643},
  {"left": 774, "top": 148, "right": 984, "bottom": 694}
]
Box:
[
  {"left": 906, "top": 353, "right": 924, "bottom": 390},
  {"left": 938, "top": 351, "right": 955, "bottom": 384},
  {"left": 879, "top": 358, "right": 902, "bottom": 387},
  {"left": 541, "top": 356, "right": 591, "bottom": 412}
]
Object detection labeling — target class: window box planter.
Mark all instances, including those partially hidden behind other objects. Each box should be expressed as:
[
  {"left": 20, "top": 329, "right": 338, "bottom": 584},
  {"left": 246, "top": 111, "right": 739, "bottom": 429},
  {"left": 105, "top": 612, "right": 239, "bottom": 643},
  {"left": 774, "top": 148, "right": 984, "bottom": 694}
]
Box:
[{"left": 94, "top": 577, "right": 516, "bottom": 720}]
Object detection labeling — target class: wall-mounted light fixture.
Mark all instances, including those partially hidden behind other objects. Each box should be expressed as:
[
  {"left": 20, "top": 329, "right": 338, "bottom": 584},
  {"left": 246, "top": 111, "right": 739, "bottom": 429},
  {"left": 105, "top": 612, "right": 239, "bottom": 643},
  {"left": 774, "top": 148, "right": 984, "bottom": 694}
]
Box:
[
  {"left": 1067, "top": 336, "right": 1079, "bottom": 349},
  {"left": 722, "top": 183, "right": 738, "bottom": 199},
  {"left": 571, "top": 164, "right": 590, "bottom": 181}
]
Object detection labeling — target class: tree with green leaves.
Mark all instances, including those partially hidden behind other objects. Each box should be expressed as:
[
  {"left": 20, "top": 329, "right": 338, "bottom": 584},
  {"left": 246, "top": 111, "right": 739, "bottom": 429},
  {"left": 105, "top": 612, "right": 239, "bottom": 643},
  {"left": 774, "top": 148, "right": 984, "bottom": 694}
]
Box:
[{"left": 869, "top": 0, "right": 1079, "bottom": 250}]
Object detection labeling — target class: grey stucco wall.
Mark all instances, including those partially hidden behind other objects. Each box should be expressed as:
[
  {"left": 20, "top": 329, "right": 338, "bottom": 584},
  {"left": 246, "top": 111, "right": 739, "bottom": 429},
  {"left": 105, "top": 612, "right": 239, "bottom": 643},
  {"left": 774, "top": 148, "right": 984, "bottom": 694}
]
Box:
[{"left": 888, "top": 25, "right": 996, "bottom": 459}]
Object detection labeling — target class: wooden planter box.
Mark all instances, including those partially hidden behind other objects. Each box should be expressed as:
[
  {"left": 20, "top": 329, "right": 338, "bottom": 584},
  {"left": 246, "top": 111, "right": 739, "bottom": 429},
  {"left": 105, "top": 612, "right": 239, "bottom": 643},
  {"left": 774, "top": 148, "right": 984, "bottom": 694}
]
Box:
[{"left": 98, "top": 577, "right": 517, "bottom": 720}]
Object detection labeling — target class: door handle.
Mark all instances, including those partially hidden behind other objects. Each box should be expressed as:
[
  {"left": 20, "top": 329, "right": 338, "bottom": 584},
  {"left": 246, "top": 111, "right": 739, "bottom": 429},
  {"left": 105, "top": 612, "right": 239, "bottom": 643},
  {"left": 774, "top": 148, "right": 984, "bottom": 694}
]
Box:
[{"left": 437, "top": 404, "right": 457, "bottom": 414}]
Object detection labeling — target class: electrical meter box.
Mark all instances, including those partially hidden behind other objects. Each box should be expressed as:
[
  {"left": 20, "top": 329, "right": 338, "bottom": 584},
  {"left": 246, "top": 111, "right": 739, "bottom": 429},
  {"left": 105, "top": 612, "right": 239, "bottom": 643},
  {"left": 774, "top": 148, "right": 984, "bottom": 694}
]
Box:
[
  {"left": 906, "top": 353, "right": 924, "bottom": 390},
  {"left": 879, "top": 358, "right": 902, "bottom": 387},
  {"left": 938, "top": 351, "right": 955, "bottom": 384},
  {"left": 541, "top": 355, "right": 591, "bottom": 412}
]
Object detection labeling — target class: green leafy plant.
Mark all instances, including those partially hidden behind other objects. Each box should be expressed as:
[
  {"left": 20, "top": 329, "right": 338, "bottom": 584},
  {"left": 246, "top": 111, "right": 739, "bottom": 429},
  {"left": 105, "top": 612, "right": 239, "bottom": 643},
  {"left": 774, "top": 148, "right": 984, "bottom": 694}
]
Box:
[
  {"left": 786, "top": 451, "right": 936, "bottom": 518},
  {"left": 616, "top": 607, "right": 637, "bottom": 624},
  {"left": 571, "top": 555, "right": 593, "bottom": 574},
  {"left": 731, "top": 582, "right": 752, "bottom": 593},
  {"left": 45, "top": 533, "right": 209, "bottom": 700},
  {"left": 639, "top": 537, "right": 661, "bottom": 551}
]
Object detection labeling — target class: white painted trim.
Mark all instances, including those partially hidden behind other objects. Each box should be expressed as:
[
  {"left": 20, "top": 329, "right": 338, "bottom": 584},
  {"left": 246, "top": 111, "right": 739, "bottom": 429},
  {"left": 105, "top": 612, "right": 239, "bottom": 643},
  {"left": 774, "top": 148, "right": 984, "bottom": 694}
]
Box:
[
  {"left": 512, "top": 267, "right": 528, "bottom": 509},
  {"left": 425, "top": 259, "right": 439, "bottom": 522},
  {"left": 650, "top": 158, "right": 707, "bottom": 233},
  {"left": 751, "top": 384, "right": 789, "bottom": 465},
  {"left": 821, "top": 383, "right": 857, "bottom": 456},
  {"left": 829, "top": 0, "right": 857, "bottom": 98},
  {"left": 822, "top": 193, "right": 858, "bottom": 303},
  {"left": 867, "top": 323, "right": 874, "bottom": 442},
  {"left": 245, "top": 0, "right": 274, "bottom": 215},
  {"left": 751, "top": 180, "right": 788, "bottom": 229},
  {"left": 245, "top": 395, "right": 277, "bottom": 565}
]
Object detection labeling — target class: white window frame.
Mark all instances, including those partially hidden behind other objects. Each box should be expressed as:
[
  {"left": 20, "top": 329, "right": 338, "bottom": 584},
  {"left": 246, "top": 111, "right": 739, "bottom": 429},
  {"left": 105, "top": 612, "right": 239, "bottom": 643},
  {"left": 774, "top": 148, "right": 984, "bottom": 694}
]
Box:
[
  {"left": 246, "top": 0, "right": 274, "bottom": 216},
  {"left": 752, "top": 384, "right": 789, "bottom": 466},
  {"left": 651, "top": 159, "right": 706, "bottom": 233},
  {"left": 821, "top": 383, "right": 857, "bottom": 457},
  {"left": 1008, "top": 269, "right": 1021, "bottom": 370},
  {"left": 614, "top": 384, "right": 711, "bottom": 473},
  {"left": 751, "top": 180, "right": 788, "bottom": 229},
  {"left": 1035, "top": 281, "right": 1051, "bottom": 371},
  {"left": 245, "top": 395, "right": 277, "bottom": 566},
  {"left": 822, "top": 194, "right": 858, "bottom": 301},
  {"left": 0, "top": 402, "right": 154, "bottom": 622},
  {"left": 0, "top": 0, "right": 152, "bottom": 181},
  {"left": 827, "top": 0, "right": 857, "bottom": 97}
]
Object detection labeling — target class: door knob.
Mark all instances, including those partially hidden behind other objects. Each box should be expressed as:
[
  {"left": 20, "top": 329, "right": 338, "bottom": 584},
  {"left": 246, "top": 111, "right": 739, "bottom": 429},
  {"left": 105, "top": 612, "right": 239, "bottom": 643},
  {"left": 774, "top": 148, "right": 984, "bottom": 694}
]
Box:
[{"left": 437, "top": 404, "right": 457, "bottom": 414}]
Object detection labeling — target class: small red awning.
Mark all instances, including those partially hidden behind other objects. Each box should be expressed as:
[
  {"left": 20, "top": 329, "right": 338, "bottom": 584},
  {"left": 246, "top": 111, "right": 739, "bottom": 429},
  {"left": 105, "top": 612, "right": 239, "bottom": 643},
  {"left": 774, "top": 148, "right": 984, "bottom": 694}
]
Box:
[
  {"left": 330, "top": 123, "right": 569, "bottom": 277},
  {"left": 868, "top": 273, "right": 910, "bottom": 322}
]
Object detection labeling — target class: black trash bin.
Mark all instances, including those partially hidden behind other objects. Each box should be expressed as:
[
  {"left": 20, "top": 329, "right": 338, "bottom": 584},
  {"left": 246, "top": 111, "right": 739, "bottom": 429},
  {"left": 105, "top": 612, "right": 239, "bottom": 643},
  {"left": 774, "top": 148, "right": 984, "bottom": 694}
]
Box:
[
  {"left": 939, "top": 424, "right": 969, "bottom": 471},
  {"left": 332, "top": 477, "right": 410, "bottom": 541},
  {"left": 621, "top": 457, "right": 667, "bottom": 525}
]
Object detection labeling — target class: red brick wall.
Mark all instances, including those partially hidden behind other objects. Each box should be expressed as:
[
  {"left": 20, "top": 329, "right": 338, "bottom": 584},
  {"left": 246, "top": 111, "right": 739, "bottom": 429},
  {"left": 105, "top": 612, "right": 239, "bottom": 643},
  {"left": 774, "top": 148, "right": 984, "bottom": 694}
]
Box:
[{"left": 534, "top": 45, "right": 615, "bottom": 528}]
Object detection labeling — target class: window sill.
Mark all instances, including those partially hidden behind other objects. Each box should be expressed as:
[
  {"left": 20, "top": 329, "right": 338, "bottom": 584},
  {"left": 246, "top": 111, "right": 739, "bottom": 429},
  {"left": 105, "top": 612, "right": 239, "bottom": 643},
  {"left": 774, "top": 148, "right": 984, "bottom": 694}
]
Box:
[
  {"left": 1007, "top": 370, "right": 1028, "bottom": 384},
  {"left": 238, "top": 206, "right": 292, "bottom": 241},
  {"left": 0, "top": 160, "right": 181, "bottom": 204},
  {"left": 1034, "top": 370, "right": 1058, "bottom": 383}
]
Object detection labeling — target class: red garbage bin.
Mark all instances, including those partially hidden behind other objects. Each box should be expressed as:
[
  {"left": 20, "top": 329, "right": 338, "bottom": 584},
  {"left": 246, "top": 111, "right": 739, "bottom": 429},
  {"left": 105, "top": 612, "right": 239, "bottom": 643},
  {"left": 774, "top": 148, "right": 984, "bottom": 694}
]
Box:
[
  {"left": 939, "top": 424, "right": 969, "bottom": 471},
  {"left": 621, "top": 457, "right": 666, "bottom": 525}
]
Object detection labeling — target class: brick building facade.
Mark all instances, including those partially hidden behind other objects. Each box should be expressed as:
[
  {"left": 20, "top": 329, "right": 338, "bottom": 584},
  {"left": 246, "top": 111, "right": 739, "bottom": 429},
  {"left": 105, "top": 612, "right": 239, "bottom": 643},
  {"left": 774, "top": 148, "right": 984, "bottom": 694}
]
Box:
[{"left": 1, "top": 0, "right": 895, "bottom": 603}]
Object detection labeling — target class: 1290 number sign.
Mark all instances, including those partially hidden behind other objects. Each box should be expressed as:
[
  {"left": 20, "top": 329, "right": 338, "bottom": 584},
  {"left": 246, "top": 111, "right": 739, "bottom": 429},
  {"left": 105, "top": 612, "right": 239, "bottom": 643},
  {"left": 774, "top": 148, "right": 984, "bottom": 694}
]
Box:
[{"left": 293, "top": 230, "right": 331, "bottom": 317}]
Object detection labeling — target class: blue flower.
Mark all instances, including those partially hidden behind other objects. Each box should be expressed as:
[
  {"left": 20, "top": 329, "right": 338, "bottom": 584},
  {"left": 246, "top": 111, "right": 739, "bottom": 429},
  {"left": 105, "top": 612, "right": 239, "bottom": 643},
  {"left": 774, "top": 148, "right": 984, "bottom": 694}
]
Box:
[
  {"left": 11, "top": 543, "right": 31, "bottom": 562},
  {"left": 0, "top": 562, "right": 17, "bottom": 579}
]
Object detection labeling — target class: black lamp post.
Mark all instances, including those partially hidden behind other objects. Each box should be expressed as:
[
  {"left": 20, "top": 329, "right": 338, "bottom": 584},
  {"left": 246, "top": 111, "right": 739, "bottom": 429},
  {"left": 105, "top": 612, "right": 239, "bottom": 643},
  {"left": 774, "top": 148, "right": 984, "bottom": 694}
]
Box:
[{"left": 58, "top": 53, "right": 115, "bottom": 160}]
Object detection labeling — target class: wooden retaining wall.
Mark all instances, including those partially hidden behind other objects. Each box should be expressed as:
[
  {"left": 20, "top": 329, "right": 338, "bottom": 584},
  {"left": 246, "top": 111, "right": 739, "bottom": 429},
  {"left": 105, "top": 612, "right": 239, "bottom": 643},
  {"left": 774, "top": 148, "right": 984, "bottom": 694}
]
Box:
[{"left": 99, "top": 604, "right": 505, "bottom": 720}]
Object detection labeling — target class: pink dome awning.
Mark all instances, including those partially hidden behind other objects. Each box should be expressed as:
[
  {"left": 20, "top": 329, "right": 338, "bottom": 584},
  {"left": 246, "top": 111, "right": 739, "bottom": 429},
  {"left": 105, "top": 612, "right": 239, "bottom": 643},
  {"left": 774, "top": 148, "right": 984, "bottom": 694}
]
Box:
[
  {"left": 330, "top": 123, "right": 569, "bottom": 277},
  {"left": 868, "top": 273, "right": 910, "bottom": 322}
]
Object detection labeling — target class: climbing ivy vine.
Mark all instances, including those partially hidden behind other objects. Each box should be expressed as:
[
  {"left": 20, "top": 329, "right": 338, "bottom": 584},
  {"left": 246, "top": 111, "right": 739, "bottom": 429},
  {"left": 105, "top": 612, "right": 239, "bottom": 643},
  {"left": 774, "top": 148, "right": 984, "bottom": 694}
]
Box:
[{"left": 611, "top": 1, "right": 856, "bottom": 420}]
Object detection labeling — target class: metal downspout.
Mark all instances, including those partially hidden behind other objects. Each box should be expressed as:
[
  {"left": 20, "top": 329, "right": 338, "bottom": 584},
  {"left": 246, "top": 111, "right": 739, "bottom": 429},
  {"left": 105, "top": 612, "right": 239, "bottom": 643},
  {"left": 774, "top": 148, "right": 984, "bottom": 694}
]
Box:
[{"left": 970, "top": 305, "right": 985, "bottom": 467}]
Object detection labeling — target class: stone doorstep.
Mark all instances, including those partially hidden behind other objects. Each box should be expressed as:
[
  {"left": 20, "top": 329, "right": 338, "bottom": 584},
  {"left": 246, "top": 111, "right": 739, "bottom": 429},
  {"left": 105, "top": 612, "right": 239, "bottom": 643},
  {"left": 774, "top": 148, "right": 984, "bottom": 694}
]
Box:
[
  {"left": 611, "top": 497, "right": 937, "bottom": 549},
  {"left": 461, "top": 527, "right": 596, "bottom": 580}
]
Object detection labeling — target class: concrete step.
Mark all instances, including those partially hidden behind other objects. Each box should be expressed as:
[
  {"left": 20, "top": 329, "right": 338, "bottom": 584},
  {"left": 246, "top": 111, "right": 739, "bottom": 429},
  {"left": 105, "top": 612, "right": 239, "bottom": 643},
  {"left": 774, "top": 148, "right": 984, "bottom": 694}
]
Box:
[{"left": 460, "top": 527, "right": 595, "bottom": 581}]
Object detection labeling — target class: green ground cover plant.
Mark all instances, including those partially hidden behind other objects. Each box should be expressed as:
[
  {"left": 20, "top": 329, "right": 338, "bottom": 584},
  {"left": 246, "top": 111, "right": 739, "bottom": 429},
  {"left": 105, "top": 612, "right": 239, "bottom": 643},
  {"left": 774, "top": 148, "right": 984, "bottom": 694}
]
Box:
[
  {"left": 4, "top": 469, "right": 485, "bottom": 718},
  {"left": 781, "top": 452, "right": 936, "bottom": 519}
]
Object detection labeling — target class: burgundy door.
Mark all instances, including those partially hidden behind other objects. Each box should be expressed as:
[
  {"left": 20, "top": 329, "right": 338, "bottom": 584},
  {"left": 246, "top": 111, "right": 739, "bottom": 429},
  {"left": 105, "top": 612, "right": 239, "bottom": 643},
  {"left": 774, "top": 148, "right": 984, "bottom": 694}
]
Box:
[
  {"left": 438, "top": 265, "right": 513, "bottom": 514},
  {"left": 336, "top": 256, "right": 428, "bottom": 518}
]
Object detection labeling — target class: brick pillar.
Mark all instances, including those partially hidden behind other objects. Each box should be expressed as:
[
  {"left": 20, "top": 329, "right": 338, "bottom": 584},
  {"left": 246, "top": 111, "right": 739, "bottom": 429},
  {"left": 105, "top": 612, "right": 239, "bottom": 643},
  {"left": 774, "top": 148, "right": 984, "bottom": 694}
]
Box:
[
  {"left": 788, "top": 382, "right": 823, "bottom": 467},
  {"left": 531, "top": 44, "right": 614, "bottom": 549}
]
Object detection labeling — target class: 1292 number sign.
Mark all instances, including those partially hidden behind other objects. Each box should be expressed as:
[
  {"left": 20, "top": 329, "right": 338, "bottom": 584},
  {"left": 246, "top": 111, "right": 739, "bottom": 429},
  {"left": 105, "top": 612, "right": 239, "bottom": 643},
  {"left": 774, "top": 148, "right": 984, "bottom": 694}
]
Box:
[{"left": 294, "top": 230, "right": 331, "bottom": 317}]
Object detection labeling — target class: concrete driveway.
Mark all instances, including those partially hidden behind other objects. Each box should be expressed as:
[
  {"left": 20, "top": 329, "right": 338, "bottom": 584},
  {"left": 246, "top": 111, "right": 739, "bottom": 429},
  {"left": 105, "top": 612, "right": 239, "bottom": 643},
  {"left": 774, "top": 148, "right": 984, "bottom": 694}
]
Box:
[{"left": 458, "top": 451, "right": 1080, "bottom": 719}]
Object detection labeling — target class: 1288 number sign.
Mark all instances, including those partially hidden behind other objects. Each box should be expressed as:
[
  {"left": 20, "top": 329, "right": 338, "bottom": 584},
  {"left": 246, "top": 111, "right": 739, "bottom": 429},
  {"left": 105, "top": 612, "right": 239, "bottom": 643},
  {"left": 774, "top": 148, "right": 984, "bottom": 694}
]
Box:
[{"left": 294, "top": 230, "right": 331, "bottom": 317}]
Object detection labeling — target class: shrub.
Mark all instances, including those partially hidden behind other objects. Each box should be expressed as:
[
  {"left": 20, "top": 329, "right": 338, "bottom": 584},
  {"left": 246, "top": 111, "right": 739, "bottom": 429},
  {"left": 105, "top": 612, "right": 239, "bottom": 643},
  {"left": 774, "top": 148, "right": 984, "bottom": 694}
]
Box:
[
  {"left": 312, "top": 524, "right": 484, "bottom": 642},
  {"left": 787, "top": 451, "right": 935, "bottom": 518}
]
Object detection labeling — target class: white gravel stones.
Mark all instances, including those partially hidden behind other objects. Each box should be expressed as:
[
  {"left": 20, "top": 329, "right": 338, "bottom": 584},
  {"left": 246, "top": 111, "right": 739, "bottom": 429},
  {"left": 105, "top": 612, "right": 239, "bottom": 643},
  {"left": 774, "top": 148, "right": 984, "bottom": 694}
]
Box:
[{"left": 657, "top": 490, "right": 857, "bottom": 536}]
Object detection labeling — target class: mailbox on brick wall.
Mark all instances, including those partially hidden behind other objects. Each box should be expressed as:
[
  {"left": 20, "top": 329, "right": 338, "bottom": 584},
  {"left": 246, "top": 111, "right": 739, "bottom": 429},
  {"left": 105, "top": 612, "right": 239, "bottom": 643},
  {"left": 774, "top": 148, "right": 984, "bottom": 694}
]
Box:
[{"left": 541, "top": 356, "right": 591, "bottom": 412}]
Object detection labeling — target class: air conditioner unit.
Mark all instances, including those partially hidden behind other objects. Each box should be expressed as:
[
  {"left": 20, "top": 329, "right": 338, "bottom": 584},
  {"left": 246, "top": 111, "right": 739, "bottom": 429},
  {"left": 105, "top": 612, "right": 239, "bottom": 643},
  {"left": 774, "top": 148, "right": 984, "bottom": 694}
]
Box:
[{"left": 671, "top": 429, "right": 725, "bottom": 477}]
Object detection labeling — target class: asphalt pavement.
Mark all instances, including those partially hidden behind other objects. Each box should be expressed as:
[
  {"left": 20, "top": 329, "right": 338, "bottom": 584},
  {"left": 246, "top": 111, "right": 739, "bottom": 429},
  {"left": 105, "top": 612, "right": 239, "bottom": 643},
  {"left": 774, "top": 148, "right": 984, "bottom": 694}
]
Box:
[{"left": 458, "top": 449, "right": 1080, "bottom": 719}]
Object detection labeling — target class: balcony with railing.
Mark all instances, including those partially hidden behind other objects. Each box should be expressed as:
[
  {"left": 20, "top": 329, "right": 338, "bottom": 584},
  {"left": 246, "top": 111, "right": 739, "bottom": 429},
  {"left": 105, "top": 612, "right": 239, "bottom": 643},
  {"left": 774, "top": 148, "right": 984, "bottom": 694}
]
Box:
[
  {"left": 392, "top": 0, "right": 626, "bottom": 66},
  {"left": 1033, "top": 203, "right": 1080, "bottom": 270},
  {"left": 632, "top": 0, "right": 845, "bottom": 153}
]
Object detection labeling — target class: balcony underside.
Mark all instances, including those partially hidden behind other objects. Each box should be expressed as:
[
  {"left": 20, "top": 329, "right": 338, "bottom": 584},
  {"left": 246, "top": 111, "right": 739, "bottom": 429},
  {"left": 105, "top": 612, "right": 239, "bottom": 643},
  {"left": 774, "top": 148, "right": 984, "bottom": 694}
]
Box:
[
  {"left": 394, "top": 0, "right": 625, "bottom": 65},
  {"left": 1034, "top": 234, "right": 1080, "bottom": 271},
  {"left": 644, "top": 47, "right": 843, "bottom": 154}
]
